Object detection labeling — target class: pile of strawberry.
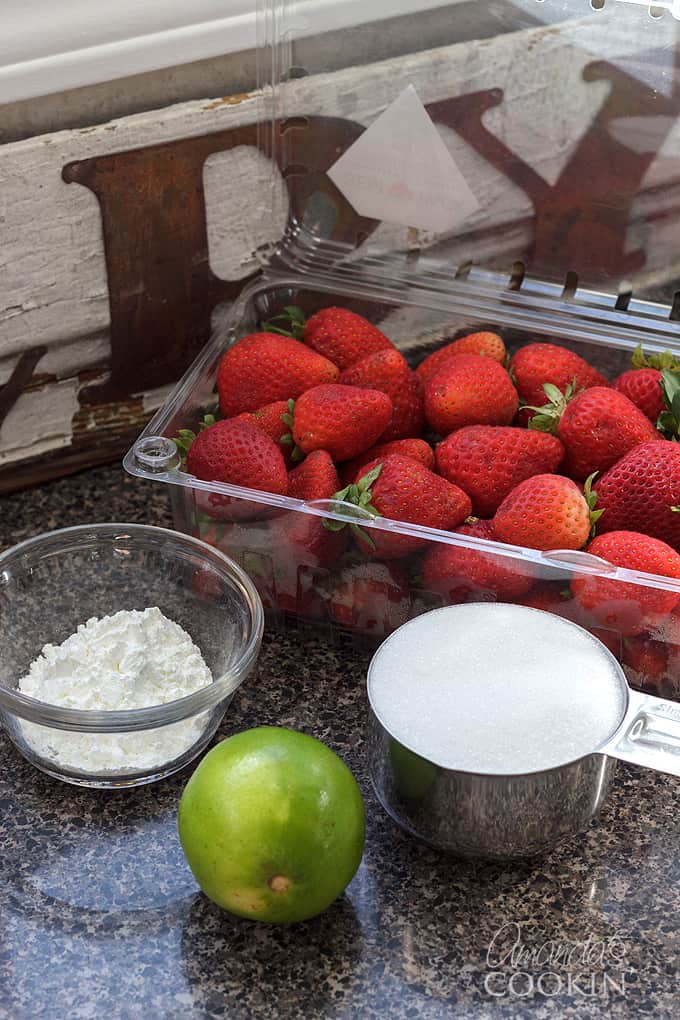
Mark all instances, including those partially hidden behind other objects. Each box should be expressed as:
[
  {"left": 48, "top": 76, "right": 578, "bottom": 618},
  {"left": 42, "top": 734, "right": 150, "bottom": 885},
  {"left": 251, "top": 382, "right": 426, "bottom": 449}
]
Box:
[{"left": 178, "top": 305, "right": 680, "bottom": 694}]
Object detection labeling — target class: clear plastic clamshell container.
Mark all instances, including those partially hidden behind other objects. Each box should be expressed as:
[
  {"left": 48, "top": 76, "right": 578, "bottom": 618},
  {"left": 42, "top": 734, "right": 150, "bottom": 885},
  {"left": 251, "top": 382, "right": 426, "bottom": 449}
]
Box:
[{"left": 126, "top": 0, "right": 680, "bottom": 700}]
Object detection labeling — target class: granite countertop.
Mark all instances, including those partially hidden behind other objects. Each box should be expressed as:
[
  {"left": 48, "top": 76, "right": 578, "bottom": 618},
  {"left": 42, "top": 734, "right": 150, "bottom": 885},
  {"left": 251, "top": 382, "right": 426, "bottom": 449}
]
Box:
[{"left": 1, "top": 465, "right": 679, "bottom": 1019}]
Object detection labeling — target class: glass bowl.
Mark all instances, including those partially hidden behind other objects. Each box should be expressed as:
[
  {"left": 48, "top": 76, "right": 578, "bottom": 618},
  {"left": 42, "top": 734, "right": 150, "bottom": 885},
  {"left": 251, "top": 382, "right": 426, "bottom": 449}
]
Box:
[{"left": 0, "top": 523, "right": 264, "bottom": 788}]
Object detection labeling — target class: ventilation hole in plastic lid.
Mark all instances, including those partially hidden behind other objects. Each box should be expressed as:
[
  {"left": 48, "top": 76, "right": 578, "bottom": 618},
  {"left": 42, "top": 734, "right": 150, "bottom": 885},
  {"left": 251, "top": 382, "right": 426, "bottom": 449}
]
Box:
[
  {"left": 591, "top": 0, "right": 605, "bottom": 10},
  {"left": 670, "top": 292, "right": 680, "bottom": 321},
  {"left": 454, "top": 260, "right": 473, "bottom": 280},
  {"left": 507, "top": 260, "right": 525, "bottom": 291},
  {"left": 281, "top": 163, "right": 309, "bottom": 179},
  {"left": 615, "top": 286, "right": 632, "bottom": 311},
  {"left": 281, "top": 116, "right": 310, "bottom": 134},
  {"left": 562, "top": 270, "right": 578, "bottom": 299},
  {"left": 649, "top": 5, "right": 665, "bottom": 17},
  {"left": 284, "top": 66, "right": 309, "bottom": 81}
]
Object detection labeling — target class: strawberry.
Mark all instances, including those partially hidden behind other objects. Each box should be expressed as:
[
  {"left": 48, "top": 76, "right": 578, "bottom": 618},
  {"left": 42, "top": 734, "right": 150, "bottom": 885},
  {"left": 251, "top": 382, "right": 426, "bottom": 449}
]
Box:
[
  {"left": 267, "top": 305, "right": 395, "bottom": 369},
  {"left": 613, "top": 368, "right": 664, "bottom": 423},
  {"left": 328, "top": 454, "right": 472, "bottom": 559},
  {"left": 435, "top": 425, "right": 564, "bottom": 517},
  {"left": 340, "top": 349, "right": 424, "bottom": 440},
  {"left": 186, "top": 418, "right": 288, "bottom": 494},
  {"left": 292, "top": 384, "right": 392, "bottom": 462},
  {"left": 186, "top": 419, "right": 288, "bottom": 521},
  {"left": 422, "top": 519, "right": 534, "bottom": 603},
  {"left": 235, "top": 399, "right": 301, "bottom": 467},
  {"left": 274, "top": 451, "right": 348, "bottom": 575},
  {"left": 423, "top": 354, "right": 518, "bottom": 435},
  {"left": 515, "top": 582, "right": 581, "bottom": 622},
  {"left": 217, "top": 332, "right": 339, "bottom": 417},
  {"left": 328, "top": 561, "right": 410, "bottom": 637},
  {"left": 509, "top": 342, "right": 608, "bottom": 409},
  {"left": 492, "top": 473, "right": 599, "bottom": 551},
  {"left": 571, "top": 531, "right": 680, "bottom": 636},
  {"left": 621, "top": 636, "right": 669, "bottom": 692},
  {"left": 287, "top": 449, "right": 340, "bottom": 502},
  {"left": 529, "top": 385, "right": 659, "bottom": 480},
  {"left": 339, "top": 438, "right": 435, "bottom": 486},
  {"left": 593, "top": 441, "right": 680, "bottom": 550},
  {"left": 416, "top": 332, "right": 506, "bottom": 384}
]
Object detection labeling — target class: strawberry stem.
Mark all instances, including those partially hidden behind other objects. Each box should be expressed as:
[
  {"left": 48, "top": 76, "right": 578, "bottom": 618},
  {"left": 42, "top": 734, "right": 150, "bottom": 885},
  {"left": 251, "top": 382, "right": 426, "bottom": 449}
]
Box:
[
  {"left": 632, "top": 343, "right": 680, "bottom": 373},
  {"left": 262, "top": 305, "right": 306, "bottom": 341},
  {"left": 526, "top": 379, "right": 579, "bottom": 434},
  {"left": 657, "top": 370, "right": 680, "bottom": 439},
  {"left": 279, "top": 398, "right": 304, "bottom": 461},
  {"left": 584, "top": 472, "right": 605, "bottom": 538},
  {"left": 322, "top": 463, "right": 383, "bottom": 542}
]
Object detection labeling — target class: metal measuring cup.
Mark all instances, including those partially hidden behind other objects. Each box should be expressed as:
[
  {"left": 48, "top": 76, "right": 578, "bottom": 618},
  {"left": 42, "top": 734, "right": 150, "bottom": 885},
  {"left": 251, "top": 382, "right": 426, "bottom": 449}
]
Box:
[{"left": 367, "top": 604, "right": 680, "bottom": 859}]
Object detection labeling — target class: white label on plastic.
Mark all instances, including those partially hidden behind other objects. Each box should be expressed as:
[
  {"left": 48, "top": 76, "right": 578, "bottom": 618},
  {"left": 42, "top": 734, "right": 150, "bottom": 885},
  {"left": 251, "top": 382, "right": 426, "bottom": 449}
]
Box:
[{"left": 327, "top": 84, "right": 479, "bottom": 234}]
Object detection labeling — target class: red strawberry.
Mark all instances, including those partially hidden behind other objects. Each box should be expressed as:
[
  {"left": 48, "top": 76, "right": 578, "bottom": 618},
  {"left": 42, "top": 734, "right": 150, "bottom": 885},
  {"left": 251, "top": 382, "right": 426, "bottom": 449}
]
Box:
[
  {"left": 572, "top": 531, "right": 680, "bottom": 636},
  {"left": 339, "top": 438, "right": 435, "bottom": 486},
  {"left": 515, "top": 582, "right": 581, "bottom": 621},
  {"left": 593, "top": 441, "right": 680, "bottom": 550},
  {"left": 287, "top": 449, "right": 340, "bottom": 502},
  {"left": 186, "top": 419, "right": 288, "bottom": 521},
  {"left": 292, "top": 384, "right": 392, "bottom": 462},
  {"left": 217, "top": 333, "right": 338, "bottom": 417},
  {"left": 187, "top": 418, "right": 288, "bottom": 494},
  {"left": 235, "top": 399, "right": 300, "bottom": 467},
  {"left": 621, "top": 636, "right": 669, "bottom": 692},
  {"left": 340, "top": 349, "right": 424, "bottom": 440},
  {"left": 274, "top": 451, "right": 348, "bottom": 572},
  {"left": 330, "top": 454, "right": 471, "bottom": 559},
  {"left": 422, "top": 520, "right": 533, "bottom": 603},
  {"left": 529, "top": 385, "right": 659, "bottom": 480},
  {"left": 435, "top": 426, "right": 564, "bottom": 517},
  {"left": 492, "top": 474, "right": 595, "bottom": 551},
  {"left": 424, "top": 354, "right": 518, "bottom": 435},
  {"left": 509, "top": 342, "right": 608, "bottom": 408},
  {"left": 303, "top": 307, "right": 394, "bottom": 369},
  {"left": 613, "top": 368, "right": 664, "bottom": 423},
  {"left": 328, "top": 561, "right": 410, "bottom": 637},
  {"left": 417, "top": 332, "right": 506, "bottom": 384}
]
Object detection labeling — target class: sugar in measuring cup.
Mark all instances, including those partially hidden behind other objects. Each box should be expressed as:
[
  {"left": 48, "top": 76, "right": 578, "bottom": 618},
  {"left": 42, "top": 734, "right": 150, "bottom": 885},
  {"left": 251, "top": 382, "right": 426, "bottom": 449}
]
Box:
[{"left": 367, "top": 603, "right": 680, "bottom": 858}]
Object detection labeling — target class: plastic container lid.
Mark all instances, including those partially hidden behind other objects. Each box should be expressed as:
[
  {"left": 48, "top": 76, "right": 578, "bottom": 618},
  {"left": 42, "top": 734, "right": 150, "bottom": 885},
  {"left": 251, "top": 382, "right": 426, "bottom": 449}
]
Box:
[{"left": 254, "top": 0, "right": 680, "bottom": 316}]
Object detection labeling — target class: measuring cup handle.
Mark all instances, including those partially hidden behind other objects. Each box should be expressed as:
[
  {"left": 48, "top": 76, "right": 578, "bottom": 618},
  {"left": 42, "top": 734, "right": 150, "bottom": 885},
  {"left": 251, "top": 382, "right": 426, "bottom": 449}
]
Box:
[{"left": 603, "top": 688, "right": 680, "bottom": 777}]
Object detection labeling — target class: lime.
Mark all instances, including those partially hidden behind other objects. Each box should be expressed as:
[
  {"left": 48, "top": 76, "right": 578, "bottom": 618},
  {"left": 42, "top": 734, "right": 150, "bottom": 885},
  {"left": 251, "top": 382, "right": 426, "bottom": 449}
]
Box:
[
  {"left": 389, "top": 738, "right": 437, "bottom": 802},
  {"left": 177, "top": 726, "right": 365, "bottom": 923}
]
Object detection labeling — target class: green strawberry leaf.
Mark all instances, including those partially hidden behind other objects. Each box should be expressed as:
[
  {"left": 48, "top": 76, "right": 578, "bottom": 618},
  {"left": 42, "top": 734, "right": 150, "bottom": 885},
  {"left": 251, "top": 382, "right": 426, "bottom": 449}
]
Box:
[
  {"left": 290, "top": 446, "right": 305, "bottom": 463},
  {"left": 657, "top": 371, "right": 680, "bottom": 438},
  {"left": 631, "top": 344, "right": 647, "bottom": 370},
  {"left": 525, "top": 379, "right": 577, "bottom": 434},
  {"left": 262, "top": 306, "right": 306, "bottom": 340},
  {"left": 671, "top": 506, "right": 680, "bottom": 514},
  {"left": 350, "top": 523, "right": 376, "bottom": 550},
  {"left": 357, "top": 464, "right": 383, "bottom": 494},
  {"left": 632, "top": 344, "right": 680, "bottom": 372},
  {"left": 583, "top": 472, "right": 604, "bottom": 538}
]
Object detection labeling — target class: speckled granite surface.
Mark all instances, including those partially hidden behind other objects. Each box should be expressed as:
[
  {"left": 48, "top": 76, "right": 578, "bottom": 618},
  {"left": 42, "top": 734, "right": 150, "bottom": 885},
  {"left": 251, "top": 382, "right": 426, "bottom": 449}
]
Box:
[{"left": 1, "top": 466, "right": 679, "bottom": 1018}]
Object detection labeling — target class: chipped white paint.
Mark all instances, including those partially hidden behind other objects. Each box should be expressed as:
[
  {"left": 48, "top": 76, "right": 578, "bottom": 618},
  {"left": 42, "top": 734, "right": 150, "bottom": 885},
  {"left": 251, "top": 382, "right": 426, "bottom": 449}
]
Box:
[{"left": 0, "top": 378, "right": 80, "bottom": 465}]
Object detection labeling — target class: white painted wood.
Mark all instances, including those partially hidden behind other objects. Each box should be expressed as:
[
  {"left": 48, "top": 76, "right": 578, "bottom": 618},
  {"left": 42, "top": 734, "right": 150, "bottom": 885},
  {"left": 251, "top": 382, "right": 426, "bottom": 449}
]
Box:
[{"left": 0, "top": 378, "right": 80, "bottom": 465}]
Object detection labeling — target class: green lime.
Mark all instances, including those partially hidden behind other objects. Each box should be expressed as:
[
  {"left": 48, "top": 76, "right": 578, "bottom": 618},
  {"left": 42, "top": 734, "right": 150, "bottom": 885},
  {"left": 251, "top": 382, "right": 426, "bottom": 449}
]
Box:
[
  {"left": 178, "top": 726, "right": 365, "bottom": 923},
  {"left": 389, "top": 738, "right": 437, "bottom": 802}
]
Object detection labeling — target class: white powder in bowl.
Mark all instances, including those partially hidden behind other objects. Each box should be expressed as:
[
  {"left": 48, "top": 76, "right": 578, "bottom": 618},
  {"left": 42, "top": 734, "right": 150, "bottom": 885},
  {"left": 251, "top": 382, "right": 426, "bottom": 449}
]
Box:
[{"left": 17, "top": 607, "right": 214, "bottom": 774}]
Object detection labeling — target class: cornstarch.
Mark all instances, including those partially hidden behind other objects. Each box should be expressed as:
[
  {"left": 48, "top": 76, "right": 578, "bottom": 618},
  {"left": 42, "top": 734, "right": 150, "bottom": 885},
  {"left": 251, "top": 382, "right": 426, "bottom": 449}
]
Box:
[{"left": 18, "top": 607, "right": 213, "bottom": 773}]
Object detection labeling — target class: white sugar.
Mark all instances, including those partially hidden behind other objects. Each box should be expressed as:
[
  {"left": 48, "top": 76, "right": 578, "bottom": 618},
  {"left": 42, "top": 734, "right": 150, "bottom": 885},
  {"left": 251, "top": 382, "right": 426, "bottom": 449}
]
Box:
[{"left": 368, "top": 604, "right": 626, "bottom": 774}]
